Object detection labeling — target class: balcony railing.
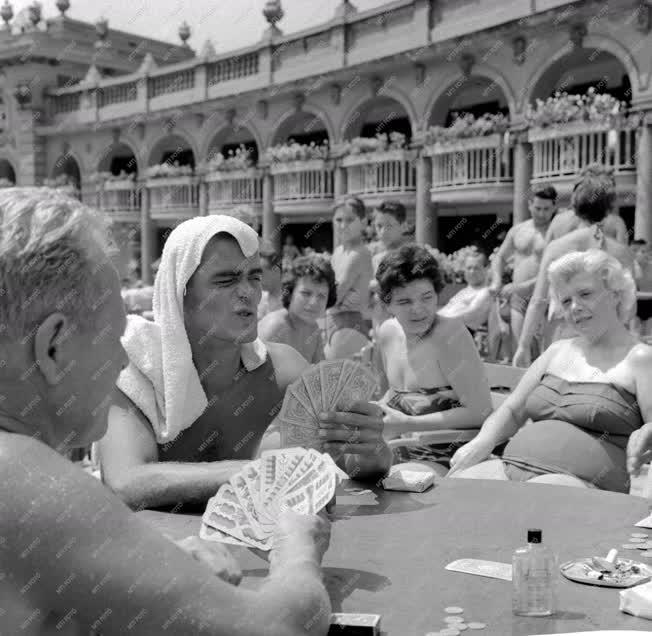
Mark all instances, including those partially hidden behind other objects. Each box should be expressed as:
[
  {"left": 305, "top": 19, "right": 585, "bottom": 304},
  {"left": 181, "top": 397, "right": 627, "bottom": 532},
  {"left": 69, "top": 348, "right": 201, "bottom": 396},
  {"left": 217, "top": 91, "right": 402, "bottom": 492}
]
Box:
[
  {"left": 425, "top": 134, "right": 513, "bottom": 189},
  {"left": 98, "top": 180, "right": 141, "bottom": 217},
  {"left": 207, "top": 53, "right": 259, "bottom": 85},
  {"left": 270, "top": 160, "right": 334, "bottom": 203},
  {"left": 147, "top": 176, "right": 199, "bottom": 218},
  {"left": 148, "top": 69, "right": 195, "bottom": 98},
  {"left": 97, "top": 82, "right": 138, "bottom": 108},
  {"left": 342, "top": 150, "right": 416, "bottom": 196},
  {"left": 529, "top": 121, "right": 637, "bottom": 180},
  {"left": 205, "top": 169, "right": 263, "bottom": 212}
]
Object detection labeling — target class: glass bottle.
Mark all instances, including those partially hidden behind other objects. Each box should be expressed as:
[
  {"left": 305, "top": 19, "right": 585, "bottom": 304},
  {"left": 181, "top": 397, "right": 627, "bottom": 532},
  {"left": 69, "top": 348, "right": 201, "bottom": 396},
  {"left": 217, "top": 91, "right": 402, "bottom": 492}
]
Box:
[{"left": 512, "top": 528, "right": 555, "bottom": 617}]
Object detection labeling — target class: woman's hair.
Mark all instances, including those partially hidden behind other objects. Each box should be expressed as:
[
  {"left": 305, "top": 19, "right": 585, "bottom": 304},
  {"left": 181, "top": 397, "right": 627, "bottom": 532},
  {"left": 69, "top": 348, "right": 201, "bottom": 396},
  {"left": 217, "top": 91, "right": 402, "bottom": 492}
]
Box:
[
  {"left": 281, "top": 254, "right": 337, "bottom": 309},
  {"left": 548, "top": 249, "right": 636, "bottom": 322},
  {"left": 333, "top": 196, "right": 366, "bottom": 220},
  {"left": 571, "top": 173, "right": 616, "bottom": 224},
  {"left": 376, "top": 243, "right": 444, "bottom": 303}
]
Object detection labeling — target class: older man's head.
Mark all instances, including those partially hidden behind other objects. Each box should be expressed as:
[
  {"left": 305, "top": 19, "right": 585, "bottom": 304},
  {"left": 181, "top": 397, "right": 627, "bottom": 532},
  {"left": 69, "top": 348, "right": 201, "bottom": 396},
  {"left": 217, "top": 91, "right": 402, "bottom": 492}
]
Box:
[{"left": 0, "top": 188, "right": 127, "bottom": 450}]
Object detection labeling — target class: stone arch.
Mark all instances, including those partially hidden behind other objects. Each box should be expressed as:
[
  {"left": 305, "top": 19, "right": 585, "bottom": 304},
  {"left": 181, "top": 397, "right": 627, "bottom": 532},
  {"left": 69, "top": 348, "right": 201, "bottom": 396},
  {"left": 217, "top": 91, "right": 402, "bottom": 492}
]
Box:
[
  {"left": 339, "top": 91, "right": 416, "bottom": 142},
  {"left": 267, "top": 103, "right": 336, "bottom": 148},
  {"left": 202, "top": 121, "right": 263, "bottom": 165},
  {"left": 96, "top": 139, "right": 140, "bottom": 176},
  {"left": 423, "top": 66, "right": 516, "bottom": 129},
  {"left": 521, "top": 35, "right": 639, "bottom": 110},
  {"left": 0, "top": 157, "right": 16, "bottom": 185},
  {"left": 146, "top": 130, "right": 197, "bottom": 168},
  {"left": 51, "top": 151, "right": 82, "bottom": 188}
]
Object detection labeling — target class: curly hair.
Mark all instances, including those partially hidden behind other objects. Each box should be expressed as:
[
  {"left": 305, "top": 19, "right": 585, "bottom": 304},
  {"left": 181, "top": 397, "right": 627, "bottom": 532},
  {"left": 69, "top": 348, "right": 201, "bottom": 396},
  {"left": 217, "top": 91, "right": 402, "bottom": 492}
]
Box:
[
  {"left": 571, "top": 173, "right": 616, "bottom": 224},
  {"left": 376, "top": 243, "right": 444, "bottom": 304},
  {"left": 548, "top": 249, "right": 636, "bottom": 323},
  {"left": 281, "top": 254, "right": 337, "bottom": 310}
]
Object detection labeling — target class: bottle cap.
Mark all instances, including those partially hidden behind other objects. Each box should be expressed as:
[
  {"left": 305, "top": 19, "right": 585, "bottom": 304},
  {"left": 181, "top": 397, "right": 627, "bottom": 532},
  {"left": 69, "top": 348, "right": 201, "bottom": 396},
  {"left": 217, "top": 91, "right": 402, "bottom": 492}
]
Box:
[{"left": 528, "top": 529, "right": 542, "bottom": 543}]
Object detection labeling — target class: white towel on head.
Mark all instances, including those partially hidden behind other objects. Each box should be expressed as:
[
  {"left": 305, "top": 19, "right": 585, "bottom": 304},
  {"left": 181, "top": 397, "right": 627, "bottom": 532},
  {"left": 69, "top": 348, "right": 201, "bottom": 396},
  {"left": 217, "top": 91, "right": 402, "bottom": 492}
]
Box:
[{"left": 116, "top": 215, "right": 267, "bottom": 444}]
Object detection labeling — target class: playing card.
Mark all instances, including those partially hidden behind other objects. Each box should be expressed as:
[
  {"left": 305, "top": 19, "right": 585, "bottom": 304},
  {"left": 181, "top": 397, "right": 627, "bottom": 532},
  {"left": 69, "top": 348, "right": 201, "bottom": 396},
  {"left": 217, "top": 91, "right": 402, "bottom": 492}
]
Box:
[
  {"left": 320, "top": 360, "right": 345, "bottom": 413},
  {"left": 445, "top": 558, "right": 513, "bottom": 581},
  {"left": 331, "top": 359, "right": 357, "bottom": 410},
  {"left": 280, "top": 386, "right": 316, "bottom": 427},
  {"left": 230, "top": 472, "right": 272, "bottom": 536},
  {"left": 334, "top": 362, "right": 378, "bottom": 410},
  {"left": 199, "top": 522, "right": 249, "bottom": 546},
  {"left": 262, "top": 449, "right": 306, "bottom": 506},
  {"left": 280, "top": 419, "right": 321, "bottom": 450},
  {"left": 635, "top": 514, "right": 652, "bottom": 529},
  {"left": 301, "top": 366, "right": 323, "bottom": 415},
  {"left": 289, "top": 380, "right": 315, "bottom": 416}
]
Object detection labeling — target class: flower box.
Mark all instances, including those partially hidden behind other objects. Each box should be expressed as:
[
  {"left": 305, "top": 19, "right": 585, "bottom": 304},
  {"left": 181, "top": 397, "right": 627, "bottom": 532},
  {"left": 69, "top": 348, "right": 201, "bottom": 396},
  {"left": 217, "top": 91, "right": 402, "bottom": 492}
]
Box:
[
  {"left": 146, "top": 176, "right": 197, "bottom": 188},
  {"left": 103, "top": 179, "right": 139, "bottom": 191},
  {"left": 342, "top": 149, "right": 415, "bottom": 167},
  {"left": 204, "top": 168, "right": 262, "bottom": 182},
  {"left": 269, "top": 159, "right": 331, "bottom": 174},
  {"left": 424, "top": 133, "right": 505, "bottom": 155}
]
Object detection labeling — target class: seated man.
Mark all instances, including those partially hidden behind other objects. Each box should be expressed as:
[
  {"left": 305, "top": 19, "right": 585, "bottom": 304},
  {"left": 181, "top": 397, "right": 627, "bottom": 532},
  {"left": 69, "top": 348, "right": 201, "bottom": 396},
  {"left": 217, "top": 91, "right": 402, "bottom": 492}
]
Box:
[
  {"left": 100, "top": 215, "right": 392, "bottom": 511},
  {"left": 259, "top": 254, "right": 336, "bottom": 363},
  {"left": 438, "top": 251, "right": 492, "bottom": 336},
  {"left": 374, "top": 245, "right": 493, "bottom": 469},
  {"left": 0, "top": 189, "right": 332, "bottom": 635}
]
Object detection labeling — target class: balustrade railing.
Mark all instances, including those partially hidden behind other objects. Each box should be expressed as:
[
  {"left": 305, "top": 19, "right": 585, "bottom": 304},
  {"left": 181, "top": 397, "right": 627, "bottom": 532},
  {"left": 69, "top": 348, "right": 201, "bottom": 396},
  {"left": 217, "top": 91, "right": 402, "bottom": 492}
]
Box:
[
  {"left": 270, "top": 160, "right": 334, "bottom": 202},
  {"left": 205, "top": 169, "right": 263, "bottom": 211},
  {"left": 148, "top": 69, "right": 195, "bottom": 98},
  {"left": 98, "top": 180, "right": 140, "bottom": 216},
  {"left": 147, "top": 177, "right": 198, "bottom": 217},
  {"left": 342, "top": 150, "right": 416, "bottom": 196},
  {"left": 207, "top": 53, "right": 259, "bottom": 85}
]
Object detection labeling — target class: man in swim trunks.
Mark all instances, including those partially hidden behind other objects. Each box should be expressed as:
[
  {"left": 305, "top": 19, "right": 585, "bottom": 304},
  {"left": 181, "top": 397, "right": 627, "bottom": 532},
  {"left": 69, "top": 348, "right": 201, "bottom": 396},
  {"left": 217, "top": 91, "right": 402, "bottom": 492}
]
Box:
[{"left": 489, "top": 184, "right": 557, "bottom": 355}]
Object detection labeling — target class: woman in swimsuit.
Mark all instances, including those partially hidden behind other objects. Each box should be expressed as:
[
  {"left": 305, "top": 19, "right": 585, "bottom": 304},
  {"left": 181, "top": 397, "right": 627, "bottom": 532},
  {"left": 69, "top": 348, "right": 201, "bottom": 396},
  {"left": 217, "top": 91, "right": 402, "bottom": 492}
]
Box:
[
  {"left": 373, "top": 245, "right": 493, "bottom": 471},
  {"left": 449, "top": 250, "right": 652, "bottom": 492}
]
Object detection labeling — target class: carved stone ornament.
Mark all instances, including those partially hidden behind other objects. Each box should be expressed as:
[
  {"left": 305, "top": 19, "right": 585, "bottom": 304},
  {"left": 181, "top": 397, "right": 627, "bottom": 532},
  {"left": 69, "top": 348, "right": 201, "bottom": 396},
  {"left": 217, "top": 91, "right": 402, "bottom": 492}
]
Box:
[
  {"left": 178, "top": 21, "right": 191, "bottom": 47},
  {"left": 459, "top": 53, "right": 475, "bottom": 77},
  {"left": 293, "top": 93, "right": 305, "bottom": 112},
  {"left": 570, "top": 23, "right": 587, "bottom": 49},
  {"left": 256, "top": 99, "right": 268, "bottom": 120},
  {"left": 136, "top": 122, "right": 145, "bottom": 140},
  {"left": 1, "top": 1, "right": 13, "bottom": 30},
  {"left": 371, "top": 76, "right": 383, "bottom": 96},
  {"left": 415, "top": 63, "right": 425, "bottom": 86},
  {"left": 111, "top": 127, "right": 120, "bottom": 144},
  {"left": 195, "top": 112, "right": 205, "bottom": 129},
  {"left": 330, "top": 83, "right": 341, "bottom": 106},
  {"left": 225, "top": 108, "right": 236, "bottom": 125},
  {"left": 636, "top": 3, "right": 652, "bottom": 33},
  {"left": 200, "top": 39, "right": 217, "bottom": 60},
  {"left": 512, "top": 36, "right": 526, "bottom": 65}
]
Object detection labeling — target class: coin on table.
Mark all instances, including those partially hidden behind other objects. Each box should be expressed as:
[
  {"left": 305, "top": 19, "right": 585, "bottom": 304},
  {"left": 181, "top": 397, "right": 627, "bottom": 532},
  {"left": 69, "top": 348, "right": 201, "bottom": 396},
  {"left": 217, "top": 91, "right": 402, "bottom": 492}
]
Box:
[
  {"left": 455, "top": 624, "right": 468, "bottom": 631},
  {"left": 622, "top": 544, "right": 640, "bottom": 549},
  {"left": 444, "top": 616, "right": 465, "bottom": 624},
  {"left": 467, "top": 623, "right": 487, "bottom": 630},
  {"left": 444, "top": 607, "right": 465, "bottom": 615},
  {"left": 439, "top": 629, "right": 461, "bottom": 636},
  {"left": 632, "top": 533, "right": 649, "bottom": 539},
  {"left": 629, "top": 537, "right": 646, "bottom": 543}
]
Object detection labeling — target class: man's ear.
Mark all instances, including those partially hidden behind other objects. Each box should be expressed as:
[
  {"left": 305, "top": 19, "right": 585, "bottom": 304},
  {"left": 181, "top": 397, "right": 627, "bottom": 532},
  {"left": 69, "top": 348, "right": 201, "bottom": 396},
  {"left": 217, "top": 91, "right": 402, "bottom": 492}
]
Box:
[{"left": 34, "top": 313, "right": 68, "bottom": 386}]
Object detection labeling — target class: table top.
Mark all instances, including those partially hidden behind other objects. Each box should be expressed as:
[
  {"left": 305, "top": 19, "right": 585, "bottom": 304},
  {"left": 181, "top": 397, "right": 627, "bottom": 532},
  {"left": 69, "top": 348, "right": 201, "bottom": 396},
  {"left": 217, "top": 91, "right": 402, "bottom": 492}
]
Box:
[{"left": 139, "top": 479, "right": 652, "bottom": 636}]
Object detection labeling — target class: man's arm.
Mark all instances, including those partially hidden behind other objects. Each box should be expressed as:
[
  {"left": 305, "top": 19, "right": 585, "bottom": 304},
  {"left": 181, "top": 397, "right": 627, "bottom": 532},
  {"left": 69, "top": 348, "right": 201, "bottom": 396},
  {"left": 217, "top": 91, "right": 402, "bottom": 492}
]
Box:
[
  {"left": 490, "top": 227, "right": 515, "bottom": 290},
  {"left": 99, "top": 391, "right": 247, "bottom": 510},
  {"left": 0, "top": 436, "right": 330, "bottom": 636},
  {"left": 456, "top": 288, "right": 492, "bottom": 329}
]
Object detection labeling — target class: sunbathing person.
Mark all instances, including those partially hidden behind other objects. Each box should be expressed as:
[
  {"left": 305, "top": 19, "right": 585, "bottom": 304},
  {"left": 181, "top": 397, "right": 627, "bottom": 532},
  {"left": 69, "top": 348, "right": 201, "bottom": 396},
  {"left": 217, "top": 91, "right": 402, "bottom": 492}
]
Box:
[
  {"left": 100, "top": 215, "right": 392, "bottom": 511},
  {"left": 259, "top": 254, "right": 336, "bottom": 363},
  {"left": 0, "top": 189, "right": 332, "bottom": 636},
  {"left": 450, "top": 250, "right": 652, "bottom": 492},
  {"left": 513, "top": 171, "right": 634, "bottom": 367},
  {"left": 373, "top": 245, "right": 493, "bottom": 469}
]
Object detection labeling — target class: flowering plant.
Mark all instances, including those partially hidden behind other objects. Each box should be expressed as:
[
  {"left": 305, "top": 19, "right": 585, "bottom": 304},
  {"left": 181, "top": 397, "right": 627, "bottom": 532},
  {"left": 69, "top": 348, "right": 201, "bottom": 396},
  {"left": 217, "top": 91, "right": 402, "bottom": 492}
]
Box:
[
  {"left": 204, "top": 145, "right": 254, "bottom": 172},
  {"left": 144, "top": 162, "right": 193, "bottom": 179},
  {"left": 526, "top": 87, "right": 629, "bottom": 128},
  {"left": 44, "top": 174, "right": 78, "bottom": 187},
  {"left": 88, "top": 170, "right": 137, "bottom": 184},
  {"left": 424, "top": 112, "right": 510, "bottom": 145},
  {"left": 338, "top": 132, "right": 407, "bottom": 156},
  {"left": 264, "top": 140, "right": 329, "bottom": 163},
  {"left": 0, "top": 177, "right": 14, "bottom": 188}
]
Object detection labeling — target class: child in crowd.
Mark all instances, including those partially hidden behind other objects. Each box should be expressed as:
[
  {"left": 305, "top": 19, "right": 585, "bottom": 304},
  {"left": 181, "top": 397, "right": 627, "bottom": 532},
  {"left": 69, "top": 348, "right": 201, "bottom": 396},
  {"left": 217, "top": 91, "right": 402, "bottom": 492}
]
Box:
[
  {"left": 325, "top": 197, "right": 374, "bottom": 359},
  {"left": 259, "top": 254, "right": 337, "bottom": 363}
]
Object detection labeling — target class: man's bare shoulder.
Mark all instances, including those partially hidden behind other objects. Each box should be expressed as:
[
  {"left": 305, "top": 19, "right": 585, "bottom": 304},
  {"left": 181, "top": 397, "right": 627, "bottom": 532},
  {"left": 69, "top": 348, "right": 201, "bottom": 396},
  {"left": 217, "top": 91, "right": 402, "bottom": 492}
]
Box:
[{"left": 267, "top": 341, "right": 310, "bottom": 390}]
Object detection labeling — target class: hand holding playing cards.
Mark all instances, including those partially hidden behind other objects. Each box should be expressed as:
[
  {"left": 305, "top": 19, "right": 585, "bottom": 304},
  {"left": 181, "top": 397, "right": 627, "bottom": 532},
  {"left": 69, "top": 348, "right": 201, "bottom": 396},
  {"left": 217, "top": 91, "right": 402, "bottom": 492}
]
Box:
[
  {"left": 448, "top": 437, "right": 494, "bottom": 476},
  {"left": 627, "top": 422, "right": 652, "bottom": 476},
  {"left": 319, "top": 401, "right": 385, "bottom": 456},
  {"left": 378, "top": 402, "right": 410, "bottom": 437},
  {"left": 175, "top": 535, "right": 242, "bottom": 585}
]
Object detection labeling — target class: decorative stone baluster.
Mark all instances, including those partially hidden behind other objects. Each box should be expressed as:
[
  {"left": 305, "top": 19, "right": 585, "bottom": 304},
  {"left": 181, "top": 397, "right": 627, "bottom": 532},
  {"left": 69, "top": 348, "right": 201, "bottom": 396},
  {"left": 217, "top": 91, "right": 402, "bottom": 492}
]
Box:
[{"left": 636, "top": 115, "right": 652, "bottom": 241}]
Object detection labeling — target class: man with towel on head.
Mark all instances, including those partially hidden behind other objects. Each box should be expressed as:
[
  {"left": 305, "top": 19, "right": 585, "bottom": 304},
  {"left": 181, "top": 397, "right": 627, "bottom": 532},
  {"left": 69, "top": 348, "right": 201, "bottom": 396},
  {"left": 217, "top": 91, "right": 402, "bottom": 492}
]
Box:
[
  {"left": 99, "top": 215, "right": 392, "bottom": 511},
  {"left": 0, "top": 189, "right": 332, "bottom": 635}
]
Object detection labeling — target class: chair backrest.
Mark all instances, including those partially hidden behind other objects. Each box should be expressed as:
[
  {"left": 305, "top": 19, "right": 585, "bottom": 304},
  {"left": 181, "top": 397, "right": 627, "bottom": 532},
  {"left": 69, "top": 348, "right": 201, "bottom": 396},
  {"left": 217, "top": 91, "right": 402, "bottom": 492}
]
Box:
[{"left": 484, "top": 362, "right": 526, "bottom": 409}]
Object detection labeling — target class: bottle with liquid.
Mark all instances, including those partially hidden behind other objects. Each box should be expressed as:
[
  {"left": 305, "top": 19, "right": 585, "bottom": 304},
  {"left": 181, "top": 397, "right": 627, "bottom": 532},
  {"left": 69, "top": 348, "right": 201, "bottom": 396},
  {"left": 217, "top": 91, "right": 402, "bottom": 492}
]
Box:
[{"left": 512, "top": 528, "right": 555, "bottom": 617}]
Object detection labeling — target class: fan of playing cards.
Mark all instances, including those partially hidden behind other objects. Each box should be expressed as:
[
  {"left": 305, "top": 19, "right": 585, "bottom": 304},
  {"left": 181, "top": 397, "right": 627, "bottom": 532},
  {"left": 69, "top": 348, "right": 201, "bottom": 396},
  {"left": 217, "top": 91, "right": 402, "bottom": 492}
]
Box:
[
  {"left": 278, "top": 359, "right": 379, "bottom": 450},
  {"left": 200, "top": 448, "right": 347, "bottom": 550}
]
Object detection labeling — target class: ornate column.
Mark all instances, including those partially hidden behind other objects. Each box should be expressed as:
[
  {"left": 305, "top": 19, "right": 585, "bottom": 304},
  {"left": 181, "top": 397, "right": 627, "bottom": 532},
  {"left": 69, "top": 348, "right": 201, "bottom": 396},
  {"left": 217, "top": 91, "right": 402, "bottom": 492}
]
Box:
[
  {"left": 636, "top": 116, "right": 652, "bottom": 242},
  {"left": 262, "top": 170, "right": 280, "bottom": 252},
  {"left": 513, "top": 133, "right": 533, "bottom": 224},
  {"left": 198, "top": 180, "right": 209, "bottom": 216},
  {"left": 332, "top": 164, "right": 347, "bottom": 248},
  {"left": 140, "top": 185, "right": 154, "bottom": 285},
  {"left": 415, "top": 153, "right": 437, "bottom": 247}
]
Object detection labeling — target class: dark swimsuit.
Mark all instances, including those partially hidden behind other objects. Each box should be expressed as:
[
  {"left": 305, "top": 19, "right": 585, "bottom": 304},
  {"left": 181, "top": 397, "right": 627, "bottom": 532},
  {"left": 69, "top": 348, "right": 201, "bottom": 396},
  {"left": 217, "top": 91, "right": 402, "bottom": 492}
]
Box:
[
  {"left": 388, "top": 386, "right": 463, "bottom": 463},
  {"left": 501, "top": 374, "right": 643, "bottom": 493}
]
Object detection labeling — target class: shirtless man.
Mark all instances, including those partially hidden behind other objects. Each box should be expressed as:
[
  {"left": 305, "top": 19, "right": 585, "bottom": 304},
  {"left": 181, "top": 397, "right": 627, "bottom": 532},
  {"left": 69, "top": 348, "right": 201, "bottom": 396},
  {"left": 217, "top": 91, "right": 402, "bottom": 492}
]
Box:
[
  {"left": 0, "top": 189, "right": 332, "bottom": 636},
  {"left": 325, "top": 197, "right": 374, "bottom": 359},
  {"left": 513, "top": 172, "right": 634, "bottom": 367},
  {"left": 372, "top": 245, "right": 492, "bottom": 468},
  {"left": 101, "top": 216, "right": 391, "bottom": 511},
  {"left": 489, "top": 184, "right": 557, "bottom": 352}
]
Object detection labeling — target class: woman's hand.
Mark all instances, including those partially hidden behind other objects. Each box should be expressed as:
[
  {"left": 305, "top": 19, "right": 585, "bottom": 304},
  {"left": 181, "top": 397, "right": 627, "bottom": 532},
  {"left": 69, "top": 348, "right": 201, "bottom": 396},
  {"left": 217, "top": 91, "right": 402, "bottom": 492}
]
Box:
[
  {"left": 378, "top": 403, "right": 410, "bottom": 438},
  {"left": 627, "top": 422, "right": 652, "bottom": 476},
  {"left": 512, "top": 346, "right": 531, "bottom": 368},
  {"left": 175, "top": 535, "right": 242, "bottom": 585},
  {"left": 447, "top": 437, "right": 495, "bottom": 476}
]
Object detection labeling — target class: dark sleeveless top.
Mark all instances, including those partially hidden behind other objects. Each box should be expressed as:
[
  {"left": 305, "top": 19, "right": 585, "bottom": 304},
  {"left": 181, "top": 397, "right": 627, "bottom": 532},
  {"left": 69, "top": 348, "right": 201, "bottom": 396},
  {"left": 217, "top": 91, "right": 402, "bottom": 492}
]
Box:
[
  {"left": 156, "top": 356, "right": 284, "bottom": 463},
  {"left": 502, "top": 374, "right": 643, "bottom": 492}
]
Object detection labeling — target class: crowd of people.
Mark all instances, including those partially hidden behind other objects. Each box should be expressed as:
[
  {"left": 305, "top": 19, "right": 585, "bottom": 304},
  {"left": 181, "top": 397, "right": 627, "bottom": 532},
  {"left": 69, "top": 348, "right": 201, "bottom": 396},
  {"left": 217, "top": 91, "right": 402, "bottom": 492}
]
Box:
[{"left": 1, "top": 160, "right": 652, "bottom": 633}]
